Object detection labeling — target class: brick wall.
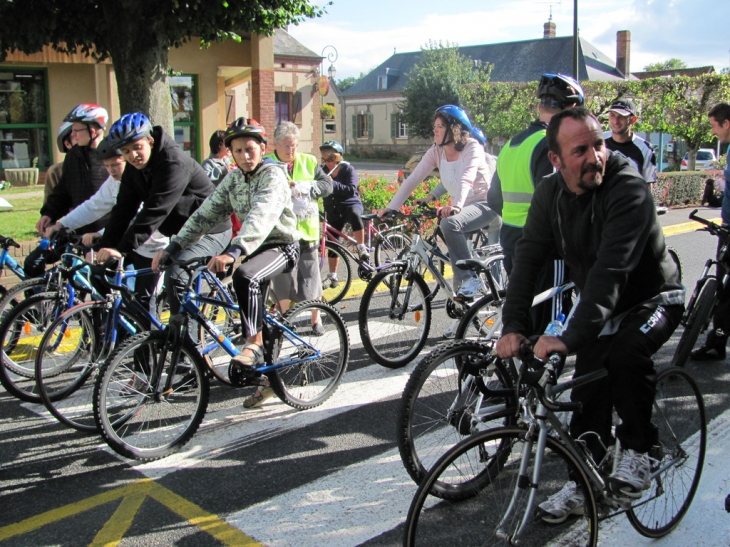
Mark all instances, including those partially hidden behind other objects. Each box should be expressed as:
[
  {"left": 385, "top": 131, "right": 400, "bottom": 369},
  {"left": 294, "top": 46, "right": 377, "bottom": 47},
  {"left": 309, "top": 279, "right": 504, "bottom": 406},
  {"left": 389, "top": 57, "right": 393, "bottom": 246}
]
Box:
[{"left": 251, "top": 69, "right": 276, "bottom": 134}]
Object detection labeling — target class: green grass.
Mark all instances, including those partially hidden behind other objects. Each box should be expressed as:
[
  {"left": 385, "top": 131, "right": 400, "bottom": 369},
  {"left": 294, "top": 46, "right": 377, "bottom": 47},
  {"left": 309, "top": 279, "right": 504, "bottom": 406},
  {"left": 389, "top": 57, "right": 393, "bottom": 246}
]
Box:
[
  {"left": 0, "top": 185, "right": 44, "bottom": 196},
  {"left": 0, "top": 192, "right": 43, "bottom": 242}
]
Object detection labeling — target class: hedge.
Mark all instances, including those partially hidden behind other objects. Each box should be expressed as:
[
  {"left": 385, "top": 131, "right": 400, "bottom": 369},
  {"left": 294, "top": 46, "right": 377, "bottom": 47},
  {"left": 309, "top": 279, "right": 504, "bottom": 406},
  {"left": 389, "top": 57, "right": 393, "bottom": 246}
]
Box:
[{"left": 652, "top": 170, "right": 723, "bottom": 207}]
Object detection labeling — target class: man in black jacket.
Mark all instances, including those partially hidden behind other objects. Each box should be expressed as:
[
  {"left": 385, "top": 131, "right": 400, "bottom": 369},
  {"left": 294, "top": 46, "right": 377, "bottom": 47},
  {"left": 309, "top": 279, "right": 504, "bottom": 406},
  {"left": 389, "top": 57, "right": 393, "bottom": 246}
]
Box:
[
  {"left": 496, "top": 108, "right": 684, "bottom": 522},
  {"left": 96, "top": 113, "right": 231, "bottom": 312}
]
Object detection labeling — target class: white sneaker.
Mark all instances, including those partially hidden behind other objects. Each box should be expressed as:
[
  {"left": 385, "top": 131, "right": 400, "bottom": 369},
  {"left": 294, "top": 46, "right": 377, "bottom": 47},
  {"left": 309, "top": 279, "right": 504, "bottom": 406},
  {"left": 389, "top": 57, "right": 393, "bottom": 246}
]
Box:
[
  {"left": 457, "top": 276, "right": 482, "bottom": 299},
  {"left": 443, "top": 318, "right": 460, "bottom": 339},
  {"left": 538, "top": 481, "right": 585, "bottom": 524},
  {"left": 323, "top": 273, "right": 339, "bottom": 290},
  {"left": 357, "top": 244, "right": 370, "bottom": 262},
  {"left": 608, "top": 447, "right": 651, "bottom": 498}
]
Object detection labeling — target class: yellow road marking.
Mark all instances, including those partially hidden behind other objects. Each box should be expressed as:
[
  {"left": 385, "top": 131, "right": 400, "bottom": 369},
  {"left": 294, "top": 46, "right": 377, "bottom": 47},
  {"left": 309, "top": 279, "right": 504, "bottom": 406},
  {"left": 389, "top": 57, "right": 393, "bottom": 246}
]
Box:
[
  {"left": 0, "top": 479, "right": 261, "bottom": 546},
  {"left": 663, "top": 217, "right": 721, "bottom": 237}
]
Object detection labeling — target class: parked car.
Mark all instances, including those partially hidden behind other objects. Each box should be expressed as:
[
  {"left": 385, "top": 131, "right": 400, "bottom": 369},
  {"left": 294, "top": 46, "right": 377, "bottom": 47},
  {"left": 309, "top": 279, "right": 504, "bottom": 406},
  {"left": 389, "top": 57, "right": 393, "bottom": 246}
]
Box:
[
  {"left": 680, "top": 148, "right": 717, "bottom": 171},
  {"left": 397, "top": 151, "right": 439, "bottom": 184}
]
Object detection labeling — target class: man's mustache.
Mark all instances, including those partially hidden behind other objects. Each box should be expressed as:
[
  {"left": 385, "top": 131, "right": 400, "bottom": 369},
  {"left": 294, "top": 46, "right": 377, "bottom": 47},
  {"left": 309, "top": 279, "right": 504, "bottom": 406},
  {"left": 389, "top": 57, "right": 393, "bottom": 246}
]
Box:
[{"left": 582, "top": 163, "right": 603, "bottom": 174}]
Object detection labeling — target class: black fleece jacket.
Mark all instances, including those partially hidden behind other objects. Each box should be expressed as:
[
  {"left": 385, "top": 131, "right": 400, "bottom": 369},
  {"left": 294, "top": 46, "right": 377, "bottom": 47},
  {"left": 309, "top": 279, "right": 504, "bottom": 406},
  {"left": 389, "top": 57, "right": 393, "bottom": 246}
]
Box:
[
  {"left": 98, "top": 127, "right": 231, "bottom": 255},
  {"left": 502, "top": 152, "right": 682, "bottom": 353},
  {"left": 40, "top": 144, "right": 108, "bottom": 233}
]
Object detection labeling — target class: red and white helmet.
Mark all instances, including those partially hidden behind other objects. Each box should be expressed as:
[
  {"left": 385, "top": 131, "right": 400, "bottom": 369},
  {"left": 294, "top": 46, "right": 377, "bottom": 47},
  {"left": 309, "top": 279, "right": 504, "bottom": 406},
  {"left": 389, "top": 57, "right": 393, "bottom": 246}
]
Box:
[
  {"left": 56, "top": 121, "right": 73, "bottom": 153},
  {"left": 63, "top": 103, "right": 109, "bottom": 130}
]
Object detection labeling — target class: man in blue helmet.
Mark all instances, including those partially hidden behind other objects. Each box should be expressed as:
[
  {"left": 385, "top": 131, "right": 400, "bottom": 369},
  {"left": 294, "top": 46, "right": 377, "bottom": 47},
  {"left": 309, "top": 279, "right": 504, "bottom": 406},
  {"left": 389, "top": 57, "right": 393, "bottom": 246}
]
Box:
[{"left": 96, "top": 112, "right": 231, "bottom": 313}]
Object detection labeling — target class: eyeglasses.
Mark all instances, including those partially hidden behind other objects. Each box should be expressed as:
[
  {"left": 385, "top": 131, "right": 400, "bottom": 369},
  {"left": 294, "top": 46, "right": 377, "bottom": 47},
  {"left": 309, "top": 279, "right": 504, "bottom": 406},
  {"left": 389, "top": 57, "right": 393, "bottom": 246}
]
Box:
[{"left": 321, "top": 155, "right": 336, "bottom": 162}]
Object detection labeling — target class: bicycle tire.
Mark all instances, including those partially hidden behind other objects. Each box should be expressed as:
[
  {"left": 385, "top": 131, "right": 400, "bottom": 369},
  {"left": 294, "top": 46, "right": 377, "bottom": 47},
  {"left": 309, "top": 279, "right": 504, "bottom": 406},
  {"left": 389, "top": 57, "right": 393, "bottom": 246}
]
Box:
[
  {"left": 397, "top": 340, "right": 517, "bottom": 498},
  {"left": 36, "top": 302, "right": 147, "bottom": 433},
  {"left": 671, "top": 277, "right": 716, "bottom": 368},
  {"left": 627, "top": 367, "right": 706, "bottom": 537},
  {"left": 0, "top": 277, "right": 57, "bottom": 355},
  {"left": 405, "top": 426, "right": 598, "bottom": 547},
  {"left": 455, "top": 290, "right": 505, "bottom": 342},
  {"left": 401, "top": 233, "right": 447, "bottom": 299},
  {"left": 320, "top": 240, "right": 352, "bottom": 305},
  {"left": 267, "top": 300, "right": 349, "bottom": 410},
  {"left": 198, "top": 281, "right": 241, "bottom": 386},
  {"left": 94, "top": 331, "right": 209, "bottom": 461},
  {"left": 667, "top": 246, "right": 682, "bottom": 283},
  {"left": 0, "top": 291, "right": 67, "bottom": 402},
  {"left": 359, "top": 268, "right": 431, "bottom": 368},
  {"left": 373, "top": 231, "right": 411, "bottom": 267}
]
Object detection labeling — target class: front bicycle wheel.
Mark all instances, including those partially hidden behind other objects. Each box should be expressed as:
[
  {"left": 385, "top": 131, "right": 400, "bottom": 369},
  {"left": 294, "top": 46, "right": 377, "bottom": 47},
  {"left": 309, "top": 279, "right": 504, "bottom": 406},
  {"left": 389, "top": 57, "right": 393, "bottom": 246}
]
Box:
[
  {"left": 627, "top": 367, "right": 706, "bottom": 537},
  {"left": 398, "top": 340, "right": 517, "bottom": 498},
  {"left": 36, "top": 303, "right": 146, "bottom": 432},
  {"left": 671, "top": 277, "right": 716, "bottom": 368},
  {"left": 94, "top": 331, "right": 209, "bottom": 461},
  {"left": 405, "top": 426, "right": 598, "bottom": 547},
  {"left": 373, "top": 231, "right": 411, "bottom": 267},
  {"left": 455, "top": 291, "right": 505, "bottom": 342},
  {"left": 320, "top": 241, "right": 352, "bottom": 305},
  {"left": 359, "top": 268, "right": 431, "bottom": 368},
  {"left": 268, "top": 300, "right": 349, "bottom": 410},
  {"left": 198, "top": 280, "right": 241, "bottom": 385},
  {"left": 0, "top": 291, "right": 66, "bottom": 402}
]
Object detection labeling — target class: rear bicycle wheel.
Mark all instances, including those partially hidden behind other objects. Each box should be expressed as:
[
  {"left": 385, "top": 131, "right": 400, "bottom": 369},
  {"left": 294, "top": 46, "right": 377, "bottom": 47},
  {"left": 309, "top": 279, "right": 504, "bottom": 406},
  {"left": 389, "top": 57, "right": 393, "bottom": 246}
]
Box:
[
  {"left": 667, "top": 246, "right": 682, "bottom": 283},
  {"left": 320, "top": 241, "right": 352, "bottom": 305},
  {"left": 671, "top": 277, "right": 716, "bottom": 367},
  {"left": 405, "top": 426, "right": 598, "bottom": 547},
  {"left": 359, "top": 268, "right": 431, "bottom": 368},
  {"left": 455, "top": 291, "right": 505, "bottom": 342},
  {"left": 36, "top": 302, "right": 146, "bottom": 432},
  {"left": 373, "top": 230, "right": 411, "bottom": 267},
  {"left": 268, "top": 300, "right": 349, "bottom": 410},
  {"left": 398, "top": 340, "right": 516, "bottom": 498},
  {"left": 94, "top": 331, "right": 209, "bottom": 461},
  {"left": 627, "top": 367, "right": 706, "bottom": 537},
  {"left": 0, "top": 291, "right": 67, "bottom": 402}
]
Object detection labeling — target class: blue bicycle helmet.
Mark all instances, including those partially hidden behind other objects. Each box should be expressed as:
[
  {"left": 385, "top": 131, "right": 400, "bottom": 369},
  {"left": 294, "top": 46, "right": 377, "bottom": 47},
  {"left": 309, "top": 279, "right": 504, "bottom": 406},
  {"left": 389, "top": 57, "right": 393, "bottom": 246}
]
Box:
[
  {"left": 435, "top": 105, "right": 473, "bottom": 132},
  {"left": 537, "top": 74, "right": 585, "bottom": 108},
  {"left": 470, "top": 127, "right": 487, "bottom": 146},
  {"left": 107, "top": 113, "right": 153, "bottom": 149},
  {"left": 96, "top": 136, "right": 122, "bottom": 160},
  {"left": 56, "top": 121, "right": 73, "bottom": 153},
  {"left": 319, "top": 140, "right": 344, "bottom": 155}
]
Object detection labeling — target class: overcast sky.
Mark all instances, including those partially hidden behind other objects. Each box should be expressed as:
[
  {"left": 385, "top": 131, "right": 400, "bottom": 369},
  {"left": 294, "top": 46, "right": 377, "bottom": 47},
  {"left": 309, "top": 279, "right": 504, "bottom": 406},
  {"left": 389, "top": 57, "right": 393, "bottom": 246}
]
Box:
[{"left": 288, "top": 0, "right": 729, "bottom": 80}]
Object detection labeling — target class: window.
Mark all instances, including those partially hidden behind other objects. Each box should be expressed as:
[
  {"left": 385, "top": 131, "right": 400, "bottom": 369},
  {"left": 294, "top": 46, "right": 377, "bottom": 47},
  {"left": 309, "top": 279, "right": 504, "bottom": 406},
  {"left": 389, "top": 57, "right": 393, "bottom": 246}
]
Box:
[
  {"left": 378, "top": 75, "right": 387, "bottom": 90},
  {"left": 0, "top": 68, "right": 51, "bottom": 172},
  {"left": 324, "top": 102, "right": 336, "bottom": 134},
  {"left": 391, "top": 113, "right": 408, "bottom": 139},
  {"left": 275, "top": 92, "right": 291, "bottom": 125},
  {"left": 169, "top": 75, "right": 199, "bottom": 160},
  {"left": 352, "top": 112, "right": 373, "bottom": 139}
]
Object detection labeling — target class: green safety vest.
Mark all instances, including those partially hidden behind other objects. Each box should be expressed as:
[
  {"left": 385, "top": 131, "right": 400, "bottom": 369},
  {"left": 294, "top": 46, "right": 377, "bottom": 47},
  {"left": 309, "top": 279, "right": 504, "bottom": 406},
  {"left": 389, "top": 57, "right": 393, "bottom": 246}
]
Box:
[
  {"left": 265, "top": 152, "right": 320, "bottom": 242},
  {"left": 496, "top": 130, "right": 546, "bottom": 228}
]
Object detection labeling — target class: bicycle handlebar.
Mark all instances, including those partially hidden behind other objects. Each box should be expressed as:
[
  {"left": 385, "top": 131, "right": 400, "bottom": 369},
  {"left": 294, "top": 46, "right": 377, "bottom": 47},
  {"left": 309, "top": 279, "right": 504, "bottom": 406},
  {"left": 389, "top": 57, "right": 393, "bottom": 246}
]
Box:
[
  {"left": 516, "top": 342, "right": 583, "bottom": 414},
  {"left": 0, "top": 235, "right": 20, "bottom": 249},
  {"left": 689, "top": 209, "right": 730, "bottom": 238}
]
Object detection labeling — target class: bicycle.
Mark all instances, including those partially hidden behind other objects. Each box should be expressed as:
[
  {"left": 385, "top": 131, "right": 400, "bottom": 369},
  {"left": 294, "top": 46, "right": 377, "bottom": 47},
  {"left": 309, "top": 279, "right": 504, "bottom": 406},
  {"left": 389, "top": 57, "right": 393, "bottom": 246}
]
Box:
[
  {"left": 318, "top": 211, "right": 411, "bottom": 304},
  {"left": 93, "top": 256, "right": 350, "bottom": 461},
  {"left": 404, "top": 345, "right": 706, "bottom": 546},
  {"left": 358, "top": 208, "right": 505, "bottom": 369},
  {"left": 671, "top": 209, "right": 727, "bottom": 368}
]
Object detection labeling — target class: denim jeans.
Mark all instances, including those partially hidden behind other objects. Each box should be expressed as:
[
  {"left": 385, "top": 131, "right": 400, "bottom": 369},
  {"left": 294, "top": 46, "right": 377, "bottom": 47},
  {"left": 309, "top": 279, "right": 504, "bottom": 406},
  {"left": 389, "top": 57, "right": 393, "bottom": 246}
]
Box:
[{"left": 439, "top": 201, "right": 501, "bottom": 287}]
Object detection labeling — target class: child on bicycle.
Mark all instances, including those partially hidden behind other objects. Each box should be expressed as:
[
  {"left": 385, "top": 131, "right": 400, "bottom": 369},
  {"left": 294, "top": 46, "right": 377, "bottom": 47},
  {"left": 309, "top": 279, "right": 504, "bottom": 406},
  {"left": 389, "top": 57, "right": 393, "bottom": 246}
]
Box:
[{"left": 152, "top": 118, "right": 299, "bottom": 409}]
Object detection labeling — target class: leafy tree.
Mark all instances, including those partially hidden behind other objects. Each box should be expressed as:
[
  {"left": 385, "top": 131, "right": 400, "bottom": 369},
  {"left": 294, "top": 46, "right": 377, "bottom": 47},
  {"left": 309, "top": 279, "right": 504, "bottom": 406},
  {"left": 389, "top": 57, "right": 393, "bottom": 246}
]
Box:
[
  {"left": 400, "top": 40, "right": 492, "bottom": 139},
  {"left": 643, "top": 58, "right": 688, "bottom": 72},
  {"left": 0, "top": 0, "right": 325, "bottom": 132},
  {"left": 462, "top": 82, "right": 535, "bottom": 146},
  {"left": 721, "top": 67, "right": 730, "bottom": 75}
]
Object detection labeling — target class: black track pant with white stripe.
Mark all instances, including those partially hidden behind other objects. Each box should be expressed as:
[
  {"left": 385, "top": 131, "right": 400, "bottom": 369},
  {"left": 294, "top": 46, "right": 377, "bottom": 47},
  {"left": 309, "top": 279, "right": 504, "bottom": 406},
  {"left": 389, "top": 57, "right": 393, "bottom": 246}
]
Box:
[{"left": 231, "top": 242, "right": 299, "bottom": 338}]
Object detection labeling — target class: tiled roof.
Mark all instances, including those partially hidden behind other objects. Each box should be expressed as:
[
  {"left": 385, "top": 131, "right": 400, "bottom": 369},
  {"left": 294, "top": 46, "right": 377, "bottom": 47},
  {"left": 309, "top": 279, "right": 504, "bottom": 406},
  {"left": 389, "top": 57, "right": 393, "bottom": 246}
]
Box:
[
  {"left": 273, "top": 29, "right": 320, "bottom": 60},
  {"left": 342, "top": 36, "right": 631, "bottom": 97}
]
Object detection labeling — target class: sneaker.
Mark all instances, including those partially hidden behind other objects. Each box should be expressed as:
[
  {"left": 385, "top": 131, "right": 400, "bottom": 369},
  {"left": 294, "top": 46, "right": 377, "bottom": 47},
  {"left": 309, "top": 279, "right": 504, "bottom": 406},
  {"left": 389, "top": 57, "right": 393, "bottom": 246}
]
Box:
[
  {"left": 538, "top": 481, "right": 585, "bottom": 524},
  {"left": 357, "top": 244, "right": 370, "bottom": 262},
  {"left": 243, "top": 386, "right": 275, "bottom": 409},
  {"left": 443, "top": 318, "right": 460, "bottom": 339},
  {"left": 457, "top": 276, "right": 482, "bottom": 300},
  {"left": 323, "top": 273, "right": 339, "bottom": 290},
  {"left": 311, "top": 321, "right": 325, "bottom": 336},
  {"left": 608, "top": 448, "right": 651, "bottom": 498},
  {"left": 690, "top": 342, "right": 726, "bottom": 361}
]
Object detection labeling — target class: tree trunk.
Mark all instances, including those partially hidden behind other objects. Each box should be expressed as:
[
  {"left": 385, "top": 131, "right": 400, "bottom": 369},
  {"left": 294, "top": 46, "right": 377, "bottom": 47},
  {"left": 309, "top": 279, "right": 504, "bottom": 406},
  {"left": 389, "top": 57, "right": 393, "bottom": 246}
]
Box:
[{"left": 102, "top": 2, "right": 173, "bottom": 135}]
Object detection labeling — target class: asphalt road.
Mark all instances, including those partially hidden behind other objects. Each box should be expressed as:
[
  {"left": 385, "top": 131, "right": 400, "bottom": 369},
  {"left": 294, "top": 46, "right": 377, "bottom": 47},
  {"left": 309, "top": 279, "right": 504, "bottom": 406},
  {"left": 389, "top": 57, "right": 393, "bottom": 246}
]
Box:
[{"left": 0, "top": 209, "right": 728, "bottom": 547}]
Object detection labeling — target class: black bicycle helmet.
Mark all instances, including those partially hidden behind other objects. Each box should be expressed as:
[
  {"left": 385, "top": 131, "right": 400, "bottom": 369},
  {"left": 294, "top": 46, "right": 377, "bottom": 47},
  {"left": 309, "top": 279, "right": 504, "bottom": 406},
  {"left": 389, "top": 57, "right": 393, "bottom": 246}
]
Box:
[
  {"left": 63, "top": 103, "right": 109, "bottom": 129},
  {"left": 56, "top": 121, "right": 73, "bottom": 153},
  {"left": 107, "top": 113, "right": 153, "bottom": 149},
  {"left": 537, "top": 74, "right": 585, "bottom": 108},
  {"left": 320, "top": 140, "right": 344, "bottom": 155},
  {"left": 224, "top": 117, "right": 267, "bottom": 147},
  {"left": 435, "top": 105, "right": 473, "bottom": 132},
  {"left": 96, "top": 136, "right": 122, "bottom": 160}
]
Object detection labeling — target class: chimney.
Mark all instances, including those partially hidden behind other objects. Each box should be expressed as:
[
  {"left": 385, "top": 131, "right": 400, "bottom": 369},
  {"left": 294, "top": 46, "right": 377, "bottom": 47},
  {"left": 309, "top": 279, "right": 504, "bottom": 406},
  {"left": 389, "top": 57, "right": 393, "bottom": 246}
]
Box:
[
  {"left": 543, "top": 20, "right": 556, "bottom": 38},
  {"left": 616, "top": 30, "right": 631, "bottom": 78}
]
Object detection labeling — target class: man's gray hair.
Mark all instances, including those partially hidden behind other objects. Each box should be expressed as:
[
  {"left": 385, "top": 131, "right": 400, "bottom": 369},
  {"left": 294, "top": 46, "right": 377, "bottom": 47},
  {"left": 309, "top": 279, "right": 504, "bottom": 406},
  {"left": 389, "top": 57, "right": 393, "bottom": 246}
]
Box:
[{"left": 274, "top": 121, "right": 300, "bottom": 143}]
